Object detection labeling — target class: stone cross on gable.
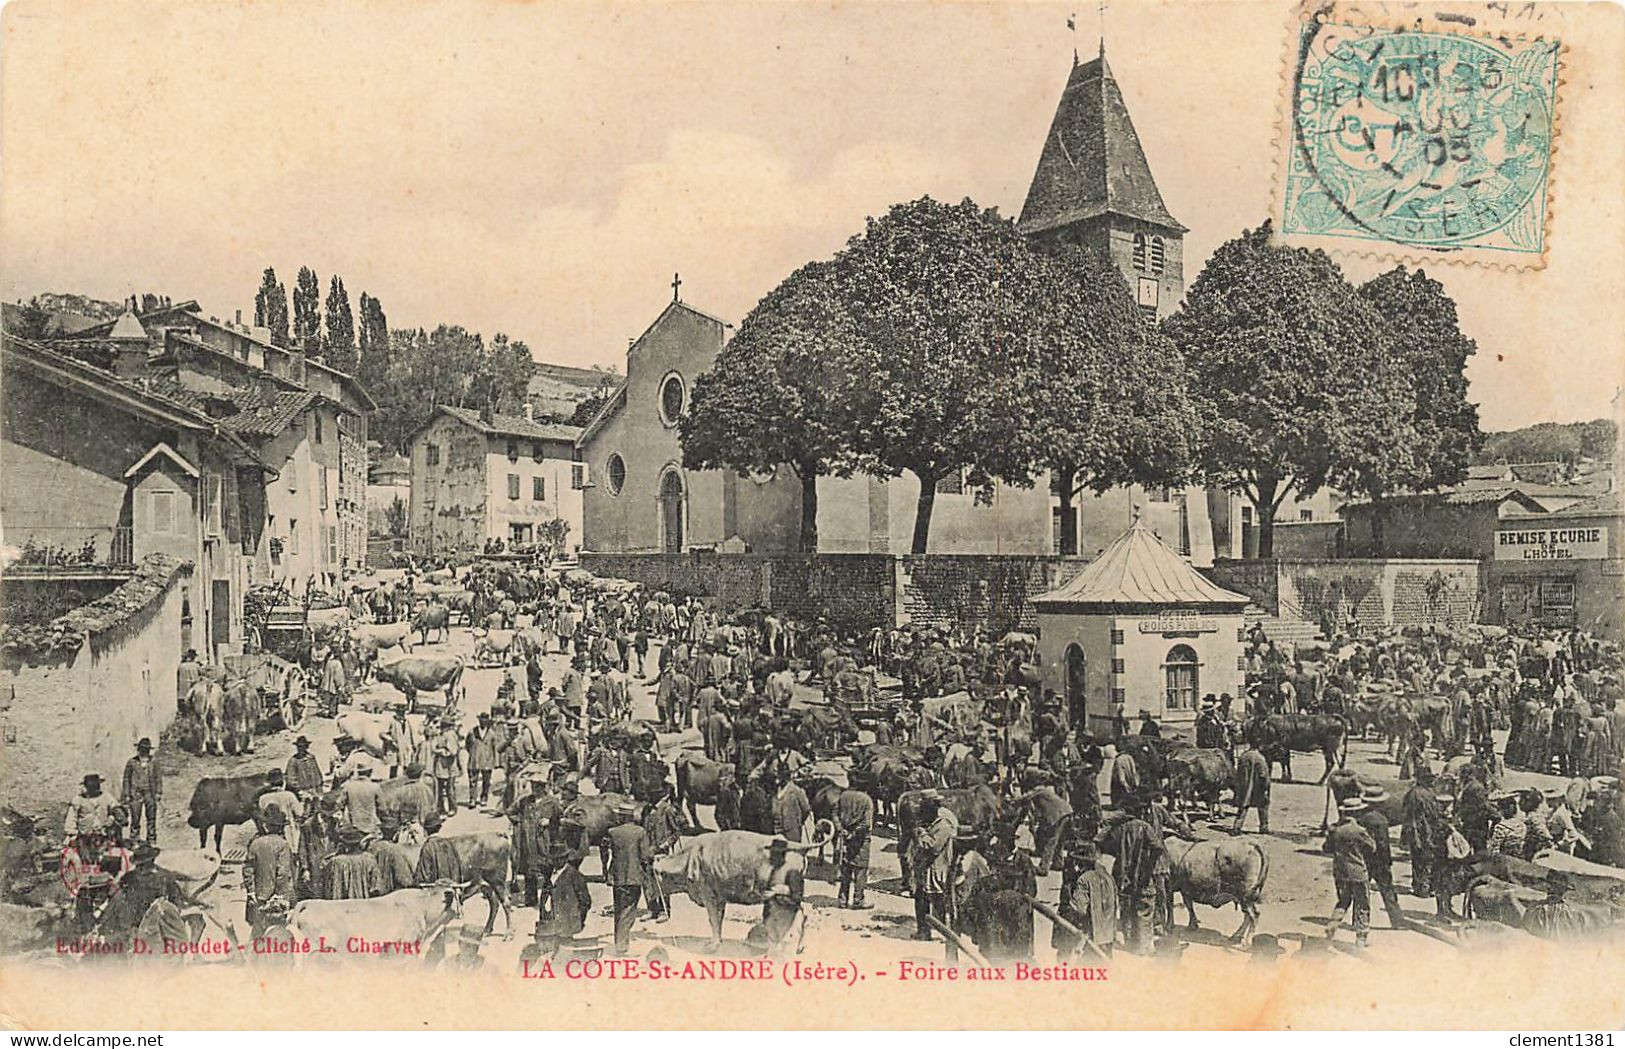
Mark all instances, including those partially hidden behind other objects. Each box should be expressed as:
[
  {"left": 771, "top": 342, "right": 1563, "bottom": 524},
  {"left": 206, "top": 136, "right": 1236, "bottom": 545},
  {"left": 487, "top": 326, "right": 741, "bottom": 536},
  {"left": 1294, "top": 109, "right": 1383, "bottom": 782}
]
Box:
[{"left": 671, "top": 272, "right": 682, "bottom": 302}]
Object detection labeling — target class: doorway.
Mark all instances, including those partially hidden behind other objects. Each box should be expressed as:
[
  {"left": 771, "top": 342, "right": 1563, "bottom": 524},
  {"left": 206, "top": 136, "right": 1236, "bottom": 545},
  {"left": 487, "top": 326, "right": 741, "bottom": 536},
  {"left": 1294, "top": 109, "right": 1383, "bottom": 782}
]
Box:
[
  {"left": 659, "top": 469, "right": 685, "bottom": 553},
  {"left": 1065, "top": 643, "right": 1087, "bottom": 727}
]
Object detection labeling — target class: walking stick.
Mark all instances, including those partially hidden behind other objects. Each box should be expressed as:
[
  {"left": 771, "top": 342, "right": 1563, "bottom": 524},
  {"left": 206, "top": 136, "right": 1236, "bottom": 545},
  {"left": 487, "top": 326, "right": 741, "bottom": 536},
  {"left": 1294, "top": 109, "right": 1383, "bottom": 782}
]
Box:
[
  {"left": 923, "top": 914, "right": 989, "bottom": 968},
  {"left": 1029, "top": 897, "right": 1111, "bottom": 963}
]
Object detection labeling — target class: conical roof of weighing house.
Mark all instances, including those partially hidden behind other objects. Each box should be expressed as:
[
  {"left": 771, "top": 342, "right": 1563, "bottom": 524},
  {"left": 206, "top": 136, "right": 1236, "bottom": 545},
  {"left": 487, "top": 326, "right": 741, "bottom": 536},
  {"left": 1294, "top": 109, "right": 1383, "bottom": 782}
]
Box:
[{"left": 1033, "top": 519, "right": 1250, "bottom": 610}]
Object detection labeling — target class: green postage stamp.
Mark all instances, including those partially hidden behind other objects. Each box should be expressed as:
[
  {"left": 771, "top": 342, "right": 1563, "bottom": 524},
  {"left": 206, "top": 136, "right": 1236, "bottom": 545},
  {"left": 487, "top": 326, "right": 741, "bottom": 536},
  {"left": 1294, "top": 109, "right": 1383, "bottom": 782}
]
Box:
[{"left": 1278, "top": 16, "right": 1561, "bottom": 266}]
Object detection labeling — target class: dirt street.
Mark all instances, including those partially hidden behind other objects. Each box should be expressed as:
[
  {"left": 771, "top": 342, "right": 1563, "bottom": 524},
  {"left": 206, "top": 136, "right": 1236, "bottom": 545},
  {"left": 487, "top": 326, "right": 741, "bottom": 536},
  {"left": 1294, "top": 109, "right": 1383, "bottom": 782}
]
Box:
[{"left": 118, "top": 616, "right": 1610, "bottom": 979}]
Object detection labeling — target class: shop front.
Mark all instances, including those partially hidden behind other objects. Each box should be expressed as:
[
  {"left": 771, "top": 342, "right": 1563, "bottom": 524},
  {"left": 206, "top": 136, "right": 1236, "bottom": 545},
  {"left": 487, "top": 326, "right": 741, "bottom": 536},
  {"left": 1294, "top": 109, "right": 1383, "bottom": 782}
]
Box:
[{"left": 1489, "top": 502, "right": 1624, "bottom": 634}]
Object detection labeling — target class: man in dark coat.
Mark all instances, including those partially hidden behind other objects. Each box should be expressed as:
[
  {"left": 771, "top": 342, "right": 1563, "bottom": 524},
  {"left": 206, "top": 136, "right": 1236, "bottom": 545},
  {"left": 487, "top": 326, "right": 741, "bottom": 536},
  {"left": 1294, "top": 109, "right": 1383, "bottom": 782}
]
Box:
[
  {"left": 1401, "top": 766, "right": 1444, "bottom": 897},
  {"left": 641, "top": 786, "right": 689, "bottom": 921},
  {"left": 1354, "top": 785, "right": 1409, "bottom": 930},
  {"left": 739, "top": 774, "right": 774, "bottom": 835},
  {"left": 1101, "top": 799, "right": 1163, "bottom": 954},
  {"left": 1232, "top": 742, "right": 1271, "bottom": 834},
  {"left": 1056, "top": 838, "right": 1116, "bottom": 959},
  {"left": 606, "top": 805, "right": 653, "bottom": 955},
  {"left": 120, "top": 738, "right": 162, "bottom": 844},
  {"left": 285, "top": 736, "right": 324, "bottom": 798},
  {"left": 321, "top": 826, "right": 383, "bottom": 900},
  {"left": 834, "top": 783, "right": 875, "bottom": 909},
  {"left": 414, "top": 812, "right": 464, "bottom": 885},
  {"left": 507, "top": 774, "right": 561, "bottom": 909}
]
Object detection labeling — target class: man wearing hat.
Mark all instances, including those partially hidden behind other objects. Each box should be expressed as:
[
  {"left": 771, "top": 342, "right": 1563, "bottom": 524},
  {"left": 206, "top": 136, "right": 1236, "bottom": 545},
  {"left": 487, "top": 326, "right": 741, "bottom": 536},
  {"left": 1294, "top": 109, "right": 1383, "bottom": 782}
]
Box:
[
  {"left": 835, "top": 780, "right": 875, "bottom": 910},
  {"left": 386, "top": 705, "right": 421, "bottom": 781},
  {"left": 750, "top": 838, "right": 806, "bottom": 950},
  {"left": 1323, "top": 795, "right": 1376, "bottom": 948},
  {"left": 907, "top": 790, "right": 958, "bottom": 943},
  {"left": 413, "top": 811, "right": 463, "bottom": 886},
  {"left": 100, "top": 842, "right": 182, "bottom": 939},
  {"left": 507, "top": 772, "right": 563, "bottom": 910},
  {"left": 64, "top": 772, "right": 115, "bottom": 843},
  {"left": 773, "top": 767, "right": 813, "bottom": 844},
  {"left": 341, "top": 763, "right": 383, "bottom": 840},
  {"left": 1231, "top": 739, "right": 1271, "bottom": 835},
  {"left": 465, "top": 712, "right": 500, "bottom": 808},
  {"left": 606, "top": 802, "right": 654, "bottom": 955},
  {"left": 1195, "top": 698, "right": 1227, "bottom": 752},
  {"left": 1401, "top": 765, "right": 1445, "bottom": 898},
  {"left": 431, "top": 716, "right": 463, "bottom": 816},
  {"left": 256, "top": 769, "right": 305, "bottom": 854},
  {"left": 1354, "top": 785, "right": 1409, "bottom": 930},
  {"left": 369, "top": 827, "right": 417, "bottom": 894},
  {"left": 285, "top": 736, "right": 323, "bottom": 798},
  {"left": 120, "top": 738, "right": 162, "bottom": 844},
  {"left": 320, "top": 825, "right": 383, "bottom": 899},
  {"left": 1056, "top": 837, "right": 1116, "bottom": 960},
  {"left": 246, "top": 809, "right": 296, "bottom": 935}
]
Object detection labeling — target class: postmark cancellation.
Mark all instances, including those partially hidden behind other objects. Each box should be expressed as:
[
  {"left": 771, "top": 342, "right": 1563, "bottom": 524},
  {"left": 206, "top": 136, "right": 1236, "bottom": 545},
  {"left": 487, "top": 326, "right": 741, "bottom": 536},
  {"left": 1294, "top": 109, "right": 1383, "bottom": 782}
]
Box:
[{"left": 1275, "top": 7, "right": 1562, "bottom": 267}]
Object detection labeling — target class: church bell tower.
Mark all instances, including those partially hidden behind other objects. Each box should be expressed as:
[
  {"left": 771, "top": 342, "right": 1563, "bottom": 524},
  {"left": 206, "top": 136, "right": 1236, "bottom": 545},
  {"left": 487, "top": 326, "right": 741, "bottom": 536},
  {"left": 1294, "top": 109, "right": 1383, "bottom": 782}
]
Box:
[{"left": 1018, "top": 50, "right": 1187, "bottom": 321}]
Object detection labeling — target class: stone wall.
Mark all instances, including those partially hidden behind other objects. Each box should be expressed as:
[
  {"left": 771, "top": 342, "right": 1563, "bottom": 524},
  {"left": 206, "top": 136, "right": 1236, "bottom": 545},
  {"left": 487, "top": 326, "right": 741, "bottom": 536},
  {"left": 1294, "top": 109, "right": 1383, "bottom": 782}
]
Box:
[
  {"left": 895, "top": 556, "right": 1091, "bottom": 635},
  {"left": 1207, "top": 558, "right": 1482, "bottom": 631},
  {"left": 0, "top": 560, "right": 190, "bottom": 820},
  {"left": 578, "top": 552, "right": 1093, "bottom": 635}
]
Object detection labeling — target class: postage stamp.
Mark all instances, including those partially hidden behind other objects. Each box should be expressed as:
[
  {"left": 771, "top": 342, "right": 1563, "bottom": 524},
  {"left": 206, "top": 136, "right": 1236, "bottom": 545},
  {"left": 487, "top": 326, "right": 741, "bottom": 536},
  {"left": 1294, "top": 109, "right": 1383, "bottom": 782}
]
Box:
[{"left": 1277, "top": 14, "right": 1562, "bottom": 266}]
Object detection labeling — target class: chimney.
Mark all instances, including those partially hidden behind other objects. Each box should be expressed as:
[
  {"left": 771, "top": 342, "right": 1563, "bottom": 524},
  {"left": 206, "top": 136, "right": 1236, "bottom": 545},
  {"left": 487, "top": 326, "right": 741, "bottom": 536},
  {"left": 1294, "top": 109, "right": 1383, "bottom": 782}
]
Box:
[
  {"left": 523, "top": 401, "right": 534, "bottom": 422},
  {"left": 235, "top": 309, "right": 243, "bottom": 327},
  {"left": 479, "top": 400, "right": 495, "bottom": 426}
]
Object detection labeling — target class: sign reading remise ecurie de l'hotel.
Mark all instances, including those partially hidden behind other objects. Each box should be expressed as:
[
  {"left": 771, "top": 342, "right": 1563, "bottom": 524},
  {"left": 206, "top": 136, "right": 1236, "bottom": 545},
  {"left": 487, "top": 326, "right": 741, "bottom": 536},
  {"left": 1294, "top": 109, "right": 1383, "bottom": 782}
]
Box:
[{"left": 1494, "top": 527, "right": 1609, "bottom": 562}]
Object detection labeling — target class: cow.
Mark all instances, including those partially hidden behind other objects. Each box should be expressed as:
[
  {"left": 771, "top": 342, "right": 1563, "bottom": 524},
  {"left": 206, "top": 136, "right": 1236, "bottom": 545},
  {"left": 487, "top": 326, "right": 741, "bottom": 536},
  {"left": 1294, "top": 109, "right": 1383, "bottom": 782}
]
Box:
[
  {"left": 896, "top": 784, "right": 1001, "bottom": 886},
  {"left": 1111, "top": 734, "right": 1187, "bottom": 792},
  {"left": 565, "top": 792, "right": 645, "bottom": 877},
  {"left": 286, "top": 884, "right": 467, "bottom": 958},
  {"left": 373, "top": 655, "right": 465, "bottom": 707},
  {"left": 1253, "top": 713, "right": 1347, "bottom": 783},
  {"left": 1326, "top": 768, "right": 1406, "bottom": 827},
  {"left": 412, "top": 601, "right": 451, "bottom": 645},
  {"left": 1165, "top": 748, "right": 1234, "bottom": 818},
  {"left": 851, "top": 745, "right": 926, "bottom": 823},
  {"left": 400, "top": 831, "right": 515, "bottom": 936},
  {"left": 674, "top": 753, "right": 736, "bottom": 829},
  {"left": 653, "top": 824, "right": 832, "bottom": 949},
  {"left": 471, "top": 629, "right": 520, "bottom": 668},
  {"left": 336, "top": 710, "right": 431, "bottom": 761},
  {"left": 1465, "top": 875, "right": 1547, "bottom": 926},
  {"left": 1166, "top": 837, "right": 1270, "bottom": 945},
  {"left": 351, "top": 623, "right": 415, "bottom": 680},
  {"left": 187, "top": 770, "right": 278, "bottom": 850}
]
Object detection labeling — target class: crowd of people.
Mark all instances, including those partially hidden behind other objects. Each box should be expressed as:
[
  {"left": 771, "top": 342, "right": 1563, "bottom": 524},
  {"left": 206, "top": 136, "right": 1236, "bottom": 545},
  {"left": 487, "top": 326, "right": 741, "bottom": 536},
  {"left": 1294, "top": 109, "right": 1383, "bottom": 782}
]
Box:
[{"left": 52, "top": 555, "right": 1625, "bottom": 964}]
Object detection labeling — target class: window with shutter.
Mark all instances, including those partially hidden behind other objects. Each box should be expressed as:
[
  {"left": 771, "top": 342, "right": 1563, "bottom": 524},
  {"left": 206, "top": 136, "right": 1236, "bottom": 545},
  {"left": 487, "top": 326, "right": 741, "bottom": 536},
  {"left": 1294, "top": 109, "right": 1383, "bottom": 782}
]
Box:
[
  {"left": 533, "top": 476, "right": 545, "bottom": 501},
  {"left": 571, "top": 464, "right": 586, "bottom": 490},
  {"left": 508, "top": 474, "right": 521, "bottom": 500}
]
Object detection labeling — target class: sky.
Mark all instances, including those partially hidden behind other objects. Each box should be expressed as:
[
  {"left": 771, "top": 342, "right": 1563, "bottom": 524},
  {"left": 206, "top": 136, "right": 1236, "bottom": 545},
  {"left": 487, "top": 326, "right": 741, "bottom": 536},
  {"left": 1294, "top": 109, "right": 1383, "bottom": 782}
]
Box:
[{"left": 3, "top": 0, "right": 1621, "bottom": 431}]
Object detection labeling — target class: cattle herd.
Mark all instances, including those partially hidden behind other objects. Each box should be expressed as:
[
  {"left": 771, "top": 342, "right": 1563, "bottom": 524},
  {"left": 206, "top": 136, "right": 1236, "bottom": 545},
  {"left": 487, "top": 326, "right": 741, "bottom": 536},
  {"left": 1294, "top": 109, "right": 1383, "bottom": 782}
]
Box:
[{"left": 11, "top": 556, "right": 1625, "bottom": 970}]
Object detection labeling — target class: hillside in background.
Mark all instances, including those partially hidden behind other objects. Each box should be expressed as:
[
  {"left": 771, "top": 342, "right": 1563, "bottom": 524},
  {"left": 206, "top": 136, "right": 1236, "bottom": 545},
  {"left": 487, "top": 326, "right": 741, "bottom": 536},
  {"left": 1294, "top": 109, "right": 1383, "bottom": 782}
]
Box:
[{"left": 1476, "top": 418, "right": 1617, "bottom": 469}]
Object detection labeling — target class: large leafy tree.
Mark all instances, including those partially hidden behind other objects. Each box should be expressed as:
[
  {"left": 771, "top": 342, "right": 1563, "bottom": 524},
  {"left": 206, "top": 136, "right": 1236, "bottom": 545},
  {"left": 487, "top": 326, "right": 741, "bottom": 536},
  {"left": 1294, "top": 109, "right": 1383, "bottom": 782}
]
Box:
[
  {"left": 832, "top": 197, "right": 1082, "bottom": 553},
  {"left": 292, "top": 266, "right": 322, "bottom": 350},
  {"left": 322, "top": 275, "right": 357, "bottom": 374},
  {"left": 253, "top": 267, "right": 290, "bottom": 347},
  {"left": 681, "top": 261, "right": 858, "bottom": 551},
  {"left": 1166, "top": 221, "right": 1410, "bottom": 558},
  {"left": 1347, "top": 266, "right": 1484, "bottom": 552},
  {"left": 1023, "top": 241, "right": 1197, "bottom": 555}
]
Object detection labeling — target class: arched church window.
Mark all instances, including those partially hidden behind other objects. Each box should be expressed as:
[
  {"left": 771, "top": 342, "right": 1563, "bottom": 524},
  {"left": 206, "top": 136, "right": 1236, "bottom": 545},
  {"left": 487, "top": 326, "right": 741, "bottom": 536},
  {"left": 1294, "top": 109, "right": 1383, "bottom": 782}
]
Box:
[{"left": 1132, "top": 232, "right": 1148, "bottom": 272}]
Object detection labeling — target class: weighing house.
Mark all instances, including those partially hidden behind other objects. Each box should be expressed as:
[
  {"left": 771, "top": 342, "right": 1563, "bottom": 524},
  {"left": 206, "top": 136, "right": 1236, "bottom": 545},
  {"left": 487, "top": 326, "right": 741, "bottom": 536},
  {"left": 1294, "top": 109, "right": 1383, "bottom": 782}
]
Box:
[{"left": 1033, "top": 519, "right": 1250, "bottom": 735}]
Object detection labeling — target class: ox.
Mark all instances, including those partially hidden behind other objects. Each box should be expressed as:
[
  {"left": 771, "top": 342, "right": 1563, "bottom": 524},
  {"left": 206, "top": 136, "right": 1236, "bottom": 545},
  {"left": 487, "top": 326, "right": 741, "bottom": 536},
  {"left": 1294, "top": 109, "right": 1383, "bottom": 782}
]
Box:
[
  {"left": 351, "top": 623, "right": 414, "bottom": 680},
  {"left": 374, "top": 655, "right": 464, "bottom": 708},
  {"left": 187, "top": 770, "right": 278, "bottom": 850},
  {"left": 653, "top": 825, "right": 831, "bottom": 949},
  {"left": 400, "top": 831, "right": 515, "bottom": 936},
  {"left": 565, "top": 792, "right": 645, "bottom": 876},
  {"left": 1465, "top": 876, "right": 1546, "bottom": 926},
  {"left": 1165, "top": 748, "right": 1233, "bottom": 818},
  {"left": 1167, "top": 837, "right": 1269, "bottom": 945},
  {"left": 286, "top": 884, "right": 466, "bottom": 957},
  {"left": 412, "top": 601, "right": 451, "bottom": 646},
  {"left": 1253, "top": 713, "right": 1346, "bottom": 784},
  {"left": 674, "top": 753, "right": 736, "bottom": 829},
  {"left": 471, "top": 629, "right": 520, "bottom": 668}
]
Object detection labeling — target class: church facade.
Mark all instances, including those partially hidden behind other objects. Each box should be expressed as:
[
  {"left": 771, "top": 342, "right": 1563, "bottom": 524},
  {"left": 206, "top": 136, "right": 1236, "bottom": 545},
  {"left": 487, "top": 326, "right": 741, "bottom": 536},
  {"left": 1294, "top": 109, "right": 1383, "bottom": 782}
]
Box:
[{"left": 578, "top": 52, "right": 1219, "bottom": 563}]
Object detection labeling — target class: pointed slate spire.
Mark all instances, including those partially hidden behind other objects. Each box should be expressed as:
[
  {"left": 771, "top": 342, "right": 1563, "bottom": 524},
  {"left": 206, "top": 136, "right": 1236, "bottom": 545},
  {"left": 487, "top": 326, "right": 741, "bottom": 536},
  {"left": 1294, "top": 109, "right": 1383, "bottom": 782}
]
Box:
[{"left": 1019, "top": 56, "right": 1186, "bottom": 236}]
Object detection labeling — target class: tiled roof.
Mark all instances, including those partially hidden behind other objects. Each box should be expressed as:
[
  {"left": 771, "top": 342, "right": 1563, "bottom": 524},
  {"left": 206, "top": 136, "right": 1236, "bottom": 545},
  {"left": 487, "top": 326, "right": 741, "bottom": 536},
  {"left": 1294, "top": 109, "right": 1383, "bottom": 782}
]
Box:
[
  {"left": 1019, "top": 53, "right": 1186, "bottom": 235},
  {"left": 437, "top": 405, "right": 583, "bottom": 443},
  {"left": 1342, "top": 488, "right": 1548, "bottom": 511},
  {"left": 1527, "top": 492, "right": 1623, "bottom": 518},
  {"left": 1033, "top": 521, "right": 1250, "bottom": 607}
]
